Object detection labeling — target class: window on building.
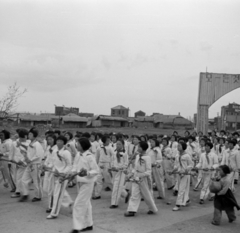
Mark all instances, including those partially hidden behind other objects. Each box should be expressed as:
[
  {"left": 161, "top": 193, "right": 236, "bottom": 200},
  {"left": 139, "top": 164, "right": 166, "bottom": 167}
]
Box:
[{"left": 112, "top": 110, "right": 115, "bottom": 115}]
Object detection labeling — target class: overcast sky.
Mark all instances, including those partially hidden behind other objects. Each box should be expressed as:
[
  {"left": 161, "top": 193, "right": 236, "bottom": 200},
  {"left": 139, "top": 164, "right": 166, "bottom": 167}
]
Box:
[{"left": 1, "top": 0, "right": 240, "bottom": 118}]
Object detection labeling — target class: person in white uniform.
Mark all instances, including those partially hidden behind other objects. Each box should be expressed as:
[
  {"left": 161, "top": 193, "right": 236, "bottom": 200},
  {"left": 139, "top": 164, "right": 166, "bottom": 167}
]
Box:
[{"left": 70, "top": 137, "right": 99, "bottom": 233}]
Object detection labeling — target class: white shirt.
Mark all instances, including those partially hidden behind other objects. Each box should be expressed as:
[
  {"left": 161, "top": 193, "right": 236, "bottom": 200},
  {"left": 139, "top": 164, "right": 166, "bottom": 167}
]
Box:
[{"left": 26, "top": 140, "right": 44, "bottom": 164}]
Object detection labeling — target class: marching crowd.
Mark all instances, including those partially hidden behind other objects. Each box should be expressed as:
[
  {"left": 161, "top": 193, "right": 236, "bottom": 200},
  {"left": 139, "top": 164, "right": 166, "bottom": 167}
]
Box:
[{"left": 0, "top": 128, "right": 240, "bottom": 232}]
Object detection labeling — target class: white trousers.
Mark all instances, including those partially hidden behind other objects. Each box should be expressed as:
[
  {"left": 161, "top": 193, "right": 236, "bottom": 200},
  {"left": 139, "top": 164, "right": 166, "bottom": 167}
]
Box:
[
  {"left": 200, "top": 171, "right": 212, "bottom": 200},
  {"left": 0, "top": 161, "right": 16, "bottom": 190},
  {"left": 94, "top": 163, "right": 112, "bottom": 197},
  {"left": 43, "top": 171, "right": 55, "bottom": 209},
  {"left": 162, "top": 159, "right": 174, "bottom": 188},
  {"left": 152, "top": 166, "right": 165, "bottom": 198},
  {"left": 21, "top": 164, "right": 42, "bottom": 198},
  {"left": 176, "top": 175, "right": 190, "bottom": 206},
  {"left": 194, "top": 170, "right": 203, "bottom": 189},
  {"left": 111, "top": 171, "right": 126, "bottom": 206},
  {"left": 127, "top": 177, "right": 158, "bottom": 213},
  {"left": 15, "top": 166, "right": 26, "bottom": 193},
  {"left": 50, "top": 179, "right": 73, "bottom": 217},
  {"left": 73, "top": 182, "right": 94, "bottom": 230}
]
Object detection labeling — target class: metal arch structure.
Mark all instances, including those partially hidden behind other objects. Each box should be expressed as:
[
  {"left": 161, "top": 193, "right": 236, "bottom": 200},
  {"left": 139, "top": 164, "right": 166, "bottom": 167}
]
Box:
[{"left": 197, "top": 72, "right": 240, "bottom": 134}]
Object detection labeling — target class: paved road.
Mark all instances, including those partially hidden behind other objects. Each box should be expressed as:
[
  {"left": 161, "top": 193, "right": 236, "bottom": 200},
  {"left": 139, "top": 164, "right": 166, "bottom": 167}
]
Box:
[{"left": 0, "top": 184, "right": 239, "bottom": 233}]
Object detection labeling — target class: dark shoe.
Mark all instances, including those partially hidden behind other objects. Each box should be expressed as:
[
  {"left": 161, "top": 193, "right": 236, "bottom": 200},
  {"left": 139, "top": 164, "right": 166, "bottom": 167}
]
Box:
[
  {"left": 211, "top": 221, "right": 219, "bottom": 226},
  {"left": 157, "top": 196, "right": 163, "bottom": 199},
  {"left": 10, "top": 188, "right": 16, "bottom": 193},
  {"left": 168, "top": 185, "right": 174, "bottom": 190},
  {"left": 124, "top": 212, "right": 135, "bottom": 217},
  {"left": 32, "top": 197, "right": 41, "bottom": 202},
  {"left": 186, "top": 199, "right": 191, "bottom": 205},
  {"left": 70, "top": 230, "right": 79, "bottom": 233},
  {"left": 234, "top": 180, "right": 238, "bottom": 185},
  {"left": 105, "top": 187, "right": 111, "bottom": 191},
  {"left": 19, "top": 195, "right": 28, "bottom": 202},
  {"left": 109, "top": 205, "right": 118, "bottom": 209},
  {"left": 208, "top": 196, "right": 214, "bottom": 201},
  {"left": 229, "top": 218, "right": 236, "bottom": 223},
  {"left": 147, "top": 210, "right": 154, "bottom": 215},
  {"left": 153, "top": 186, "right": 158, "bottom": 191},
  {"left": 92, "top": 196, "right": 101, "bottom": 200},
  {"left": 141, "top": 198, "right": 144, "bottom": 201},
  {"left": 173, "top": 190, "right": 178, "bottom": 196},
  {"left": 199, "top": 199, "right": 204, "bottom": 204},
  {"left": 193, "top": 188, "right": 198, "bottom": 192},
  {"left": 11, "top": 192, "right": 20, "bottom": 198},
  {"left": 46, "top": 208, "right": 52, "bottom": 213},
  {"left": 80, "top": 226, "right": 93, "bottom": 232}
]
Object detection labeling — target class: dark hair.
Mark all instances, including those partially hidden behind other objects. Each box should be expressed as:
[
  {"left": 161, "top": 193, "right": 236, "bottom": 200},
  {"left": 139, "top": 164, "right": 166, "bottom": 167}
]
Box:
[
  {"left": 162, "top": 137, "right": 169, "bottom": 145},
  {"left": 46, "top": 134, "right": 57, "bottom": 145},
  {"left": 219, "top": 165, "right": 230, "bottom": 175},
  {"left": 65, "top": 132, "right": 73, "bottom": 140},
  {"left": 0, "top": 130, "right": 11, "bottom": 139},
  {"left": 178, "top": 137, "right": 187, "bottom": 143},
  {"left": 185, "top": 131, "right": 190, "bottom": 136},
  {"left": 179, "top": 142, "right": 187, "bottom": 151},
  {"left": 56, "top": 135, "right": 68, "bottom": 145},
  {"left": 112, "top": 134, "right": 119, "bottom": 141},
  {"left": 171, "top": 135, "right": 177, "bottom": 141},
  {"left": 29, "top": 129, "right": 38, "bottom": 138},
  {"left": 173, "top": 131, "right": 178, "bottom": 135},
  {"left": 54, "top": 130, "right": 61, "bottom": 136},
  {"left": 200, "top": 138, "right": 207, "bottom": 145},
  {"left": 233, "top": 132, "right": 239, "bottom": 136},
  {"left": 45, "top": 130, "right": 54, "bottom": 136},
  {"left": 133, "top": 135, "right": 140, "bottom": 141},
  {"left": 18, "top": 129, "right": 28, "bottom": 139},
  {"left": 227, "top": 139, "right": 237, "bottom": 147},
  {"left": 205, "top": 142, "right": 213, "bottom": 149},
  {"left": 82, "top": 132, "right": 91, "bottom": 139},
  {"left": 150, "top": 138, "right": 160, "bottom": 147},
  {"left": 90, "top": 132, "right": 96, "bottom": 140},
  {"left": 101, "top": 135, "right": 109, "bottom": 144},
  {"left": 140, "top": 135, "right": 147, "bottom": 142},
  {"left": 117, "top": 139, "right": 125, "bottom": 146},
  {"left": 78, "top": 137, "right": 91, "bottom": 151},
  {"left": 139, "top": 141, "right": 148, "bottom": 151},
  {"left": 188, "top": 136, "right": 195, "bottom": 141}
]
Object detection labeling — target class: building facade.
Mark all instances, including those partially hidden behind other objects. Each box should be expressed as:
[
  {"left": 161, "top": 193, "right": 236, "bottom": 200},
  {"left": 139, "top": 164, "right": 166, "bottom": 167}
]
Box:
[
  {"left": 55, "top": 106, "right": 79, "bottom": 116},
  {"left": 134, "top": 110, "right": 146, "bottom": 117},
  {"left": 111, "top": 105, "right": 129, "bottom": 118},
  {"left": 220, "top": 103, "right": 240, "bottom": 131}
]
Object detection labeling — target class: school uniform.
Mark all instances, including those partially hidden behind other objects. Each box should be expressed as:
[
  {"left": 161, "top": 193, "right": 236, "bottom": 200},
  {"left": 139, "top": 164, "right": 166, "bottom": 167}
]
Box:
[
  {"left": 221, "top": 149, "right": 240, "bottom": 191},
  {"left": 111, "top": 150, "right": 128, "bottom": 206},
  {"left": 127, "top": 154, "right": 158, "bottom": 214},
  {"left": 90, "top": 141, "right": 99, "bottom": 156},
  {"left": 147, "top": 147, "right": 165, "bottom": 198},
  {"left": 42, "top": 145, "right": 57, "bottom": 210},
  {"left": 215, "top": 144, "right": 226, "bottom": 163},
  {"left": 94, "top": 145, "right": 114, "bottom": 197},
  {"left": 48, "top": 147, "right": 73, "bottom": 218},
  {"left": 196, "top": 152, "right": 219, "bottom": 200},
  {"left": 0, "top": 139, "right": 15, "bottom": 191},
  {"left": 11, "top": 140, "right": 30, "bottom": 196},
  {"left": 66, "top": 140, "right": 77, "bottom": 160},
  {"left": 194, "top": 146, "right": 205, "bottom": 190},
  {"left": 162, "top": 146, "right": 174, "bottom": 189},
  {"left": 72, "top": 150, "right": 99, "bottom": 231},
  {"left": 21, "top": 140, "right": 44, "bottom": 199},
  {"left": 174, "top": 152, "right": 194, "bottom": 207}
]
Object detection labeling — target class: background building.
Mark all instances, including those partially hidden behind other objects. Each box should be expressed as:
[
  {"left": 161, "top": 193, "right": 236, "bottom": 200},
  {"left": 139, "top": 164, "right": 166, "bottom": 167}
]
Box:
[
  {"left": 134, "top": 110, "right": 146, "bottom": 117},
  {"left": 55, "top": 106, "right": 79, "bottom": 116},
  {"left": 220, "top": 102, "right": 240, "bottom": 131},
  {"left": 111, "top": 105, "right": 129, "bottom": 118}
]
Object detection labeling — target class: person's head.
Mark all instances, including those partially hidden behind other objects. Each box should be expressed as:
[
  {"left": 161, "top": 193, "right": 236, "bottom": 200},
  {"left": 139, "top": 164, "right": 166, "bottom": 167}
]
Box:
[
  {"left": 96, "top": 133, "right": 103, "bottom": 141},
  {"left": 192, "top": 131, "right": 197, "bottom": 137},
  {"left": 133, "top": 135, "right": 140, "bottom": 145},
  {"left": 45, "top": 130, "right": 54, "bottom": 137},
  {"left": 173, "top": 131, "right": 178, "bottom": 136},
  {"left": 220, "top": 130, "right": 226, "bottom": 136},
  {"left": 162, "top": 137, "right": 169, "bottom": 146},
  {"left": 205, "top": 142, "right": 213, "bottom": 153},
  {"left": 140, "top": 135, "right": 147, "bottom": 142},
  {"left": 188, "top": 136, "right": 195, "bottom": 143},
  {"left": 219, "top": 137, "right": 225, "bottom": 145},
  {"left": 198, "top": 131, "right": 203, "bottom": 137},
  {"left": 101, "top": 135, "right": 110, "bottom": 146},
  {"left": 28, "top": 129, "right": 38, "bottom": 140},
  {"left": 46, "top": 134, "right": 56, "bottom": 146},
  {"left": 200, "top": 138, "right": 206, "bottom": 147},
  {"left": 218, "top": 165, "right": 230, "bottom": 177},
  {"left": 18, "top": 129, "right": 28, "bottom": 142},
  {"left": 150, "top": 138, "right": 160, "bottom": 148},
  {"left": 0, "top": 130, "right": 10, "bottom": 141},
  {"left": 233, "top": 132, "right": 239, "bottom": 139},
  {"left": 170, "top": 135, "right": 177, "bottom": 142},
  {"left": 138, "top": 141, "right": 149, "bottom": 154},
  {"left": 56, "top": 135, "right": 67, "bottom": 148},
  {"left": 54, "top": 130, "right": 61, "bottom": 137},
  {"left": 184, "top": 131, "right": 190, "bottom": 137},
  {"left": 90, "top": 132, "right": 96, "bottom": 142},
  {"left": 64, "top": 132, "right": 73, "bottom": 141},
  {"left": 77, "top": 137, "right": 92, "bottom": 152},
  {"left": 213, "top": 137, "right": 219, "bottom": 144},
  {"left": 178, "top": 142, "right": 187, "bottom": 152},
  {"left": 116, "top": 139, "right": 124, "bottom": 151},
  {"left": 227, "top": 139, "right": 236, "bottom": 150},
  {"left": 112, "top": 134, "right": 118, "bottom": 143}
]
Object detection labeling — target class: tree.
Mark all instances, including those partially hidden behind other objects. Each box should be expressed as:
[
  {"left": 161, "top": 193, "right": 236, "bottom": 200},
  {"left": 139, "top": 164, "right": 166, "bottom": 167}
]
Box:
[{"left": 0, "top": 82, "right": 27, "bottom": 118}]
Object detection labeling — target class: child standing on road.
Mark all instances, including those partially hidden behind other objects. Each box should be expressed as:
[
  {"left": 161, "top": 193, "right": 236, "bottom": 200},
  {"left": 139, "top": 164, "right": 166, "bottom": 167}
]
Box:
[{"left": 212, "top": 165, "right": 240, "bottom": 225}]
